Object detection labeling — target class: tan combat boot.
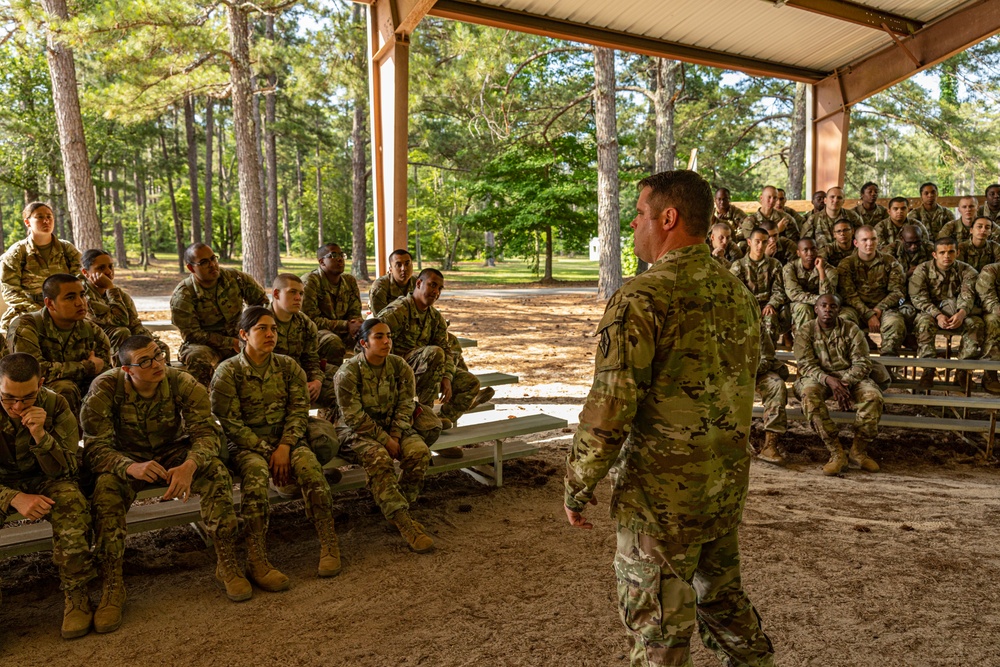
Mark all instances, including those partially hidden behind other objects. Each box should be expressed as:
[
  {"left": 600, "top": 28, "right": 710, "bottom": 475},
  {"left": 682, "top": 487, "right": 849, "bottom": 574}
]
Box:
[
  {"left": 813, "top": 417, "right": 846, "bottom": 476},
  {"left": 245, "top": 520, "right": 291, "bottom": 592},
  {"left": 983, "top": 370, "right": 1000, "bottom": 395},
  {"left": 757, "top": 432, "right": 785, "bottom": 466},
  {"left": 214, "top": 535, "right": 252, "bottom": 602},
  {"left": 849, "top": 435, "right": 881, "bottom": 472},
  {"left": 314, "top": 510, "right": 342, "bottom": 577},
  {"left": 918, "top": 368, "right": 936, "bottom": 391},
  {"left": 93, "top": 559, "right": 126, "bottom": 634},
  {"left": 61, "top": 585, "right": 93, "bottom": 639},
  {"left": 389, "top": 509, "right": 434, "bottom": 553},
  {"left": 469, "top": 386, "right": 496, "bottom": 410}
]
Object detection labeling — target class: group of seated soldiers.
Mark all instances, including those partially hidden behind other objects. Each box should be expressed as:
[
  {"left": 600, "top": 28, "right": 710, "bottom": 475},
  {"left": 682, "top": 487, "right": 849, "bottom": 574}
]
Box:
[
  {"left": 0, "top": 201, "right": 492, "bottom": 640},
  {"left": 714, "top": 182, "right": 1000, "bottom": 476}
]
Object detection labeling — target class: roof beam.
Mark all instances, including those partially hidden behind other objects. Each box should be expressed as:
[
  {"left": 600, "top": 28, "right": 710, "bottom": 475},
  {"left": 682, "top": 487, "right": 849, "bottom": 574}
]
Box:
[
  {"left": 427, "top": 0, "right": 826, "bottom": 82},
  {"left": 782, "top": 0, "right": 922, "bottom": 36}
]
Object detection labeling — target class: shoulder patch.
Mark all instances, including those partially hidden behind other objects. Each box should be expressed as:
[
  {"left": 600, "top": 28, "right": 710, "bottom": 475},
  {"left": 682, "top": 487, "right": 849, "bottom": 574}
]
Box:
[{"left": 595, "top": 300, "right": 629, "bottom": 372}]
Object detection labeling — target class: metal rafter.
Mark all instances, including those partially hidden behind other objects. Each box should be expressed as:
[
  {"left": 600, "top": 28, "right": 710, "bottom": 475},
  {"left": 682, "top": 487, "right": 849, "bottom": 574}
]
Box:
[{"left": 782, "top": 0, "right": 923, "bottom": 36}]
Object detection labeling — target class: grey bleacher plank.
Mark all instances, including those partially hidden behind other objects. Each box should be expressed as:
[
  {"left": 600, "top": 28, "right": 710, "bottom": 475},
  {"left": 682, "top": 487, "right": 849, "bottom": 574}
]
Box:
[
  {"left": 775, "top": 350, "right": 1000, "bottom": 371},
  {"left": 428, "top": 414, "right": 567, "bottom": 450},
  {"left": 752, "top": 406, "right": 992, "bottom": 433},
  {"left": 882, "top": 393, "right": 1000, "bottom": 410},
  {"left": 474, "top": 372, "right": 519, "bottom": 387}
]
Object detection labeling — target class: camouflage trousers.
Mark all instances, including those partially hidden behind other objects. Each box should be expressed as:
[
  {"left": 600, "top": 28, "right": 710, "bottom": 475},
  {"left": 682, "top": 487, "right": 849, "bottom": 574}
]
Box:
[
  {"left": 342, "top": 431, "right": 430, "bottom": 519},
  {"left": 761, "top": 309, "right": 790, "bottom": 344},
  {"left": 315, "top": 364, "right": 339, "bottom": 412},
  {"left": 914, "top": 313, "right": 984, "bottom": 360},
  {"left": 317, "top": 330, "right": 350, "bottom": 367},
  {"left": 91, "top": 446, "right": 239, "bottom": 562},
  {"left": 46, "top": 377, "right": 96, "bottom": 417},
  {"left": 1, "top": 477, "right": 95, "bottom": 591},
  {"left": 614, "top": 524, "right": 774, "bottom": 667},
  {"left": 178, "top": 342, "right": 237, "bottom": 387},
  {"left": 983, "top": 313, "right": 1000, "bottom": 360},
  {"left": 106, "top": 327, "right": 170, "bottom": 367},
  {"left": 403, "top": 346, "right": 481, "bottom": 422},
  {"left": 794, "top": 377, "right": 884, "bottom": 441},
  {"left": 839, "top": 307, "right": 907, "bottom": 354},
  {"left": 447, "top": 332, "right": 469, "bottom": 372},
  {"left": 233, "top": 445, "right": 332, "bottom": 526},
  {"left": 755, "top": 372, "right": 787, "bottom": 433},
  {"left": 789, "top": 303, "right": 818, "bottom": 333}
]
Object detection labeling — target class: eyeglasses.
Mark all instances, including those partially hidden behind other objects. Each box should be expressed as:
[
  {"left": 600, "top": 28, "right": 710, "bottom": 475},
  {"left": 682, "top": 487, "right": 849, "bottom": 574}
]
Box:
[
  {"left": 192, "top": 255, "right": 219, "bottom": 267},
  {"left": 0, "top": 392, "right": 38, "bottom": 407},
  {"left": 322, "top": 252, "right": 347, "bottom": 260},
  {"left": 127, "top": 351, "right": 166, "bottom": 369}
]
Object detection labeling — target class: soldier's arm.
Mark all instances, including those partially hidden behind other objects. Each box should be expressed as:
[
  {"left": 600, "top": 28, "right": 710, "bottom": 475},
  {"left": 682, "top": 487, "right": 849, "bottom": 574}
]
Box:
[
  {"left": 210, "top": 365, "right": 266, "bottom": 456},
  {"left": 93, "top": 326, "right": 113, "bottom": 369},
  {"left": 792, "top": 326, "right": 829, "bottom": 383},
  {"left": 0, "top": 248, "right": 39, "bottom": 309},
  {"left": 875, "top": 260, "right": 906, "bottom": 312},
  {"left": 766, "top": 264, "right": 788, "bottom": 309},
  {"left": 278, "top": 359, "right": 311, "bottom": 448},
  {"left": 822, "top": 265, "right": 838, "bottom": 296},
  {"left": 82, "top": 375, "right": 135, "bottom": 479},
  {"left": 301, "top": 275, "right": 338, "bottom": 332},
  {"left": 345, "top": 276, "right": 363, "bottom": 320},
  {"left": 170, "top": 285, "right": 235, "bottom": 349},
  {"left": 390, "top": 362, "right": 417, "bottom": 439},
  {"left": 782, "top": 214, "right": 800, "bottom": 242},
  {"left": 908, "top": 267, "right": 941, "bottom": 316},
  {"left": 368, "top": 281, "right": 389, "bottom": 315},
  {"left": 958, "top": 266, "right": 979, "bottom": 313},
  {"left": 120, "top": 291, "right": 151, "bottom": 335},
  {"left": 976, "top": 266, "right": 1000, "bottom": 313},
  {"left": 31, "top": 393, "right": 80, "bottom": 478},
  {"left": 175, "top": 372, "right": 225, "bottom": 472},
  {"left": 841, "top": 325, "right": 873, "bottom": 386},
  {"left": 782, "top": 264, "right": 811, "bottom": 304},
  {"left": 432, "top": 310, "right": 456, "bottom": 381},
  {"left": 64, "top": 243, "right": 82, "bottom": 275},
  {"left": 9, "top": 316, "right": 87, "bottom": 382},
  {"left": 236, "top": 270, "right": 269, "bottom": 307},
  {"left": 300, "top": 318, "right": 324, "bottom": 383},
  {"left": 838, "top": 261, "right": 875, "bottom": 321},
  {"left": 334, "top": 363, "right": 390, "bottom": 445}
]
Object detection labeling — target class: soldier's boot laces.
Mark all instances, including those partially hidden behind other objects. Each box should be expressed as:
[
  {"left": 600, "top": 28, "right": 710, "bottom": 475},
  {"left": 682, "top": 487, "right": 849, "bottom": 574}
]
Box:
[
  {"left": 757, "top": 432, "right": 785, "bottom": 466},
  {"left": 983, "top": 370, "right": 1000, "bottom": 395},
  {"left": 849, "top": 435, "right": 881, "bottom": 473},
  {"left": 61, "top": 585, "right": 93, "bottom": 639},
  {"left": 214, "top": 536, "right": 252, "bottom": 602},
  {"left": 246, "top": 526, "right": 291, "bottom": 592},
  {"left": 390, "top": 510, "right": 434, "bottom": 553},
  {"left": 314, "top": 511, "right": 342, "bottom": 578},
  {"left": 93, "top": 560, "right": 126, "bottom": 634}
]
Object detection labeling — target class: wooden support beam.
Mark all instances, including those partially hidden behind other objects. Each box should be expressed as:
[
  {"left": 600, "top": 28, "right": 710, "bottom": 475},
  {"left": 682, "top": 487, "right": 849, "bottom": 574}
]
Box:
[
  {"left": 784, "top": 0, "right": 922, "bottom": 36},
  {"left": 812, "top": 104, "right": 850, "bottom": 191}
]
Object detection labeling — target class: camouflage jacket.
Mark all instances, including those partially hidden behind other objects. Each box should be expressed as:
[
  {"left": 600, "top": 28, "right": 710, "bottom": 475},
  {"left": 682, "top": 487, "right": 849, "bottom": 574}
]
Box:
[
  {"left": 818, "top": 243, "right": 854, "bottom": 268},
  {"left": 975, "top": 263, "right": 1000, "bottom": 314},
  {"left": 566, "top": 243, "right": 760, "bottom": 543},
  {"left": 757, "top": 322, "right": 785, "bottom": 376},
  {"left": 801, "top": 208, "right": 863, "bottom": 247},
  {"left": 334, "top": 353, "right": 416, "bottom": 445},
  {"left": 377, "top": 295, "right": 456, "bottom": 380},
  {"left": 766, "top": 236, "right": 798, "bottom": 265},
  {"left": 873, "top": 219, "right": 929, "bottom": 249},
  {"left": 851, "top": 202, "right": 888, "bottom": 227},
  {"left": 711, "top": 206, "right": 746, "bottom": 234},
  {"left": 170, "top": 269, "right": 267, "bottom": 351},
  {"left": 270, "top": 309, "right": 323, "bottom": 384},
  {"left": 211, "top": 352, "right": 310, "bottom": 457},
  {"left": 937, "top": 219, "right": 978, "bottom": 245},
  {"left": 0, "top": 236, "right": 81, "bottom": 333},
  {"left": 708, "top": 240, "right": 743, "bottom": 269},
  {"left": 837, "top": 252, "right": 905, "bottom": 321},
  {"left": 908, "top": 204, "right": 954, "bottom": 237},
  {"left": 794, "top": 318, "right": 872, "bottom": 387},
  {"left": 958, "top": 240, "right": 1000, "bottom": 273},
  {"left": 783, "top": 258, "right": 838, "bottom": 305},
  {"left": 301, "top": 269, "right": 362, "bottom": 335},
  {"left": 887, "top": 240, "right": 934, "bottom": 278},
  {"left": 730, "top": 255, "right": 787, "bottom": 310},
  {"left": 909, "top": 260, "right": 979, "bottom": 318},
  {"left": 8, "top": 309, "right": 112, "bottom": 384},
  {"left": 83, "top": 280, "right": 154, "bottom": 343},
  {"left": 977, "top": 203, "right": 1000, "bottom": 224},
  {"left": 368, "top": 274, "right": 416, "bottom": 316},
  {"left": 82, "top": 367, "right": 223, "bottom": 480},
  {"left": 0, "top": 387, "right": 79, "bottom": 511},
  {"left": 778, "top": 207, "right": 805, "bottom": 226},
  {"left": 739, "top": 208, "right": 799, "bottom": 242}
]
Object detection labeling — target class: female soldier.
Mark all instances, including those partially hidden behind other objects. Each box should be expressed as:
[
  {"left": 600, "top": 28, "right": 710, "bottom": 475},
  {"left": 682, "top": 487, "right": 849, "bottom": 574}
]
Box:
[
  {"left": 335, "top": 318, "right": 434, "bottom": 553},
  {"left": 210, "top": 306, "right": 341, "bottom": 589},
  {"left": 0, "top": 202, "right": 82, "bottom": 334}
]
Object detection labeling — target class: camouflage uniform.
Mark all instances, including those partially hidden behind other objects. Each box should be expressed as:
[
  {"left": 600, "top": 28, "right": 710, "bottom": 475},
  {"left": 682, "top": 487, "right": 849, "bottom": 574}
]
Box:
[
  {"left": 8, "top": 309, "right": 113, "bottom": 414},
  {"left": 800, "top": 208, "right": 863, "bottom": 248},
  {"left": 335, "top": 353, "right": 430, "bottom": 518},
  {"left": 756, "top": 324, "right": 787, "bottom": 435},
  {"left": 711, "top": 206, "right": 746, "bottom": 235},
  {"left": 793, "top": 319, "right": 883, "bottom": 442},
  {"left": 909, "top": 260, "right": 983, "bottom": 359},
  {"left": 851, "top": 202, "right": 888, "bottom": 227},
  {"left": 958, "top": 240, "right": 1000, "bottom": 273},
  {"left": 368, "top": 274, "right": 417, "bottom": 316},
  {"left": 779, "top": 207, "right": 805, "bottom": 227},
  {"left": 566, "top": 243, "right": 773, "bottom": 667},
  {"left": 739, "top": 209, "right": 799, "bottom": 242},
  {"left": 82, "top": 280, "right": 169, "bottom": 365},
  {"left": 783, "top": 258, "right": 838, "bottom": 331},
  {"left": 817, "top": 243, "right": 854, "bottom": 268},
  {"left": 708, "top": 240, "right": 743, "bottom": 270},
  {"left": 730, "top": 255, "right": 788, "bottom": 343},
  {"left": 0, "top": 237, "right": 81, "bottom": 333},
  {"left": 977, "top": 203, "right": 1000, "bottom": 224},
  {"left": 170, "top": 269, "right": 267, "bottom": 386},
  {"left": 301, "top": 269, "right": 362, "bottom": 367},
  {"left": 836, "top": 252, "right": 907, "bottom": 353},
  {"left": 766, "top": 236, "right": 798, "bottom": 265},
  {"left": 873, "top": 219, "right": 929, "bottom": 250},
  {"left": 937, "top": 219, "right": 979, "bottom": 245},
  {"left": 377, "top": 295, "right": 480, "bottom": 423},
  {"left": 975, "top": 263, "right": 1000, "bottom": 360},
  {"left": 908, "top": 204, "right": 954, "bottom": 238},
  {"left": 1, "top": 387, "right": 94, "bottom": 592},
  {"left": 269, "top": 308, "right": 338, "bottom": 412},
  {"left": 887, "top": 239, "right": 934, "bottom": 279}
]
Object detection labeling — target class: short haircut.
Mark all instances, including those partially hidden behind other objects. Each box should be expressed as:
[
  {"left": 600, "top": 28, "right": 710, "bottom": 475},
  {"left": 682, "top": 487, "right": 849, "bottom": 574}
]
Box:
[
  {"left": 22, "top": 201, "right": 52, "bottom": 221},
  {"left": 637, "top": 170, "right": 714, "bottom": 237},
  {"left": 358, "top": 318, "right": 385, "bottom": 343},
  {"left": 119, "top": 335, "right": 156, "bottom": 367},
  {"left": 816, "top": 293, "right": 841, "bottom": 306},
  {"left": 833, "top": 219, "right": 853, "bottom": 230},
  {"left": 389, "top": 249, "right": 412, "bottom": 262},
  {"left": 239, "top": 306, "right": 274, "bottom": 333},
  {"left": 860, "top": 181, "right": 878, "bottom": 194},
  {"left": 184, "top": 242, "right": 211, "bottom": 266},
  {"left": 81, "top": 248, "right": 112, "bottom": 270},
  {"left": 757, "top": 219, "right": 777, "bottom": 231},
  {"left": 888, "top": 196, "right": 908, "bottom": 207},
  {"left": 935, "top": 236, "right": 957, "bottom": 250},
  {"left": 710, "top": 222, "right": 731, "bottom": 235},
  {"left": 42, "top": 273, "right": 81, "bottom": 301},
  {"left": 974, "top": 216, "right": 994, "bottom": 226},
  {"left": 749, "top": 227, "right": 769, "bottom": 239},
  {"left": 272, "top": 274, "right": 303, "bottom": 290},
  {"left": 417, "top": 268, "right": 444, "bottom": 282},
  {"left": 855, "top": 225, "right": 876, "bottom": 237},
  {"left": 986, "top": 184, "right": 1000, "bottom": 195},
  {"left": 812, "top": 191, "right": 826, "bottom": 198},
  {"left": 715, "top": 187, "right": 730, "bottom": 196},
  {"left": 959, "top": 195, "right": 977, "bottom": 204},
  {"left": 901, "top": 224, "right": 922, "bottom": 239},
  {"left": 797, "top": 237, "right": 816, "bottom": 248},
  {"left": 0, "top": 353, "right": 41, "bottom": 383},
  {"left": 826, "top": 186, "right": 844, "bottom": 195},
  {"left": 317, "top": 243, "right": 340, "bottom": 259},
  {"left": 776, "top": 188, "right": 786, "bottom": 194},
  {"left": 920, "top": 182, "right": 938, "bottom": 194}
]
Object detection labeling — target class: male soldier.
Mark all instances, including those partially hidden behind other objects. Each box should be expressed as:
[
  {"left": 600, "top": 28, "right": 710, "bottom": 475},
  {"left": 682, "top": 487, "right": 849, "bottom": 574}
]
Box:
[
  {"left": 958, "top": 217, "right": 1000, "bottom": 272},
  {"left": 82, "top": 336, "right": 252, "bottom": 633},
  {"left": 836, "top": 226, "right": 907, "bottom": 356},
  {"left": 784, "top": 237, "right": 838, "bottom": 331},
  {"left": 8, "top": 274, "right": 112, "bottom": 414},
  {"left": 730, "top": 227, "right": 788, "bottom": 346},
  {"left": 775, "top": 188, "right": 804, "bottom": 226},
  {"left": 875, "top": 197, "right": 928, "bottom": 249},
  {"left": 740, "top": 185, "right": 798, "bottom": 242},
  {"left": 80, "top": 249, "right": 169, "bottom": 364},
  {"left": 908, "top": 182, "right": 954, "bottom": 237},
  {"left": 852, "top": 182, "right": 888, "bottom": 227},
  {"left": 0, "top": 353, "right": 95, "bottom": 638},
  {"left": 975, "top": 259, "right": 1000, "bottom": 394},
  {"left": 977, "top": 184, "right": 1000, "bottom": 224},
  {"left": 938, "top": 196, "right": 983, "bottom": 245},
  {"left": 910, "top": 237, "right": 984, "bottom": 389},
  {"left": 817, "top": 220, "right": 855, "bottom": 267},
  {"left": 801, "top": 186, "right": 863, "bottom": 248},
  {"left": 801, "top": 190, "right": 827, "bottom": 227},
  {"left": 794, "top": 294, "right": 883, "bottom": 475},
  {"left": 301, "top": 243, "right": 363, "bottom": 367},
  {"left": 707, "top": 222, "right": 743, "bottom": 269},
  {"left": 888, "top": 225, "right": 934, "bottom": 281},
  {"left": 710, "top": 186, "right": 746, "bottom": 233},
  {"left": 565, "top": 170, "right": 773, "bottom": 666},
  {"left": 755, "top": 323, "right": 789, "bottom": 467},
  {"left": 368, "top": 249, "right": 417, "bottom": 315},
  {"left": 170, "top": 243, "right": 267, "bottom": 386},
  {"left": 760, "top": 220, "right": 798, "bottom": 265}
]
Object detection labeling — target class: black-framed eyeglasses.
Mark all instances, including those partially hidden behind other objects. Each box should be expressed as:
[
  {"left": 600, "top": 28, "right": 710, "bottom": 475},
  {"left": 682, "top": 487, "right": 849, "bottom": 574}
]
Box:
[
  {"left": 193, "top": 255, "right": 219, "bottom": 267},
  {"left": 0, "top": 392, "right": 38, "bottom": 407},
  {"left": 322, "top": 252, "right": 348, "bottom": 260},
  {"left": 127, "top": 351, "right": 166, "bottom": 369}
]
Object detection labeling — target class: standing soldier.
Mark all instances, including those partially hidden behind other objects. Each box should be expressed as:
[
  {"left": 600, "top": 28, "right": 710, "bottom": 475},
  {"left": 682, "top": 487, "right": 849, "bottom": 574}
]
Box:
[
  {"left": 730, "top": 227, "right": 788, "bottom": 346},
  {"left": 710, "top": 186, "right": 747, "bottom": 233},
  {"left": 794, "top": 295, "right": 883, "bottom": 475},
  {"left": 800, "top": 186, "right": 863, "bottom": 248},
  {"left": 301, "top": 243, "right": 363, "bottom": 367},
  {"left": 0, "top": 202, "right": 81, "bottom": 334},
  {"left": 852, "top": 182, "right": 888, "bottom": 227},
  {"left": 958, "top": 217, "right": 1000, "bottom": 272},
  {"left": 170, "top": 243, "right": 267, "bottom": 387},
  {"left": 875, "top": 197, "right": 928, "bottom": 249},
  {"left": 817, "top": 220, "right": 856, "bottom": 267},
  {"left": 565, "top": 170, "right": 774, "bottom": 666},
  {"left": 977, "top": 184, "right": 1000, "bottom": 224},
  {"left": 938, "top": 196, "right": 982, "bottom": 244},
  {"left": 0, "top": 353, "right": 96, "bottom": 638},
  {"left": 908, "top": 182, "right": 954, "bottom": 237},
  {"left": 368, "top": 249, "right": 417, "bottom": 315},
  {"left": 707, "top": 223, "right": 743, "bottom": 269},
  {"left": 975, "top": 260, "right": 1000, "bottom": 394},
  {"left": 783, "top": 238, "right": 838, "bottom": 332},
  {"left": 82, "top": 336, "right": 252, "bottom": 634},
  {"left": 740, "top": 185, "right": 799, "bottom": 242}
]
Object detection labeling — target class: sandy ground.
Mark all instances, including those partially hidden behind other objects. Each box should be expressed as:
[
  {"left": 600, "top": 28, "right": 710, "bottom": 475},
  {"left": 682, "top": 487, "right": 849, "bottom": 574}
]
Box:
[{"left": 2, "top": 292, "right": 1000, "bottom": 666}]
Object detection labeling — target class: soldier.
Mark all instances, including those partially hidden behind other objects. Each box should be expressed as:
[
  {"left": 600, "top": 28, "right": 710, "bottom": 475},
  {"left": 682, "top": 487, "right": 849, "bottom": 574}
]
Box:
[
  {"left": 707, "top": 222, "right": 743, "bottom": 269},
  {"left": 910, "top": 237, "right": 984, "bottom": 388},
  {"left": 817, "top": 220, "right": 855, "bottom": 267},
  {"left": 938, "top": 196, "right": 982, "bottom": 244},
  {"left": 0, "top": 353, "right": 95, "bottom": 638},
  {"left": 740, "top": 185, "right": 799, "bottom": 242},
  {"left": 775, "top": 187, "right": 804, "bottom": 226},
  {"left": 755, "top": 323, "right": 789, "bottom": 467},
  {"left": 80, "top": 249, "right": 169, "bottom": 364},
  {"left": 875, "top": 197, "right": 928, "bottom": 249},
  {"left": 170, "top": 243, "right": 267, "bottom": 386},
  {"left": 564, "top": 170, "right": 773, "bottom": 666},
  {"left": 369, "top": 249, "right": 417, "bottom": 315},
  {"left": 852, "top": 182, "right": 888, "bottom": 227},
  {"left": 958, "top": 217, "right": 1000, "bottom": 272},
  {"left": 836, "top": 226, "right": 907, "bottom": 356},
  {"left": 794, "top": 294, "right": 883, "bottom": 475},
  {"left": 975, "top": 261, "right": 1000, "bottom": 394},
  {"left": 800, "top": 186, "right": 863, "bottom": 248},
  {"left": 888, "top": 225, "right": 934, "bottom": 281},
  {"left": 82, "top": 336, "right": 252, "bottom": 633},
  {"left": 0, "top": 202, "right": 82, "bottom": 335},
  {"left": 760, "top": 220, "right": 798, "bottom": 264},
  {"left": 908, "top": 182, "right": 954, "bottom": 237},
  {"left": 784, "top": 237, "right": 838, "bottom": 331},
  {"left": 730, "top": 227, "right": 788, "bottom": 346},
  {"left": 977, "top": 184, "right": 1000, "bottom": 224},
  {"left": 8, "top": 274, "right": 112, "bottom": 414},
  {"left": 710, "top": 186, "right": 747, "bottom": 233},
  {"left": 335, "top": 319, "right": 434, "bottom": 553},
  {"left": 802, "top": 190, "right": 827, "bottom": 224},
  {"left": 301, "top": 243, "right": 363, "bottom": 367}
]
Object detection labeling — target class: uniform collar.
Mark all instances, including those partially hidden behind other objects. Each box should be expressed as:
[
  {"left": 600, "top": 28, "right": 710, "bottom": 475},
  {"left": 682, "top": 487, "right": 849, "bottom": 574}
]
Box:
[
  {"left": 652, "top": 242, "right": 710, "bottom": 267},
  {"left": 239, "top": 350, "right": 277, "bottom": 379}
]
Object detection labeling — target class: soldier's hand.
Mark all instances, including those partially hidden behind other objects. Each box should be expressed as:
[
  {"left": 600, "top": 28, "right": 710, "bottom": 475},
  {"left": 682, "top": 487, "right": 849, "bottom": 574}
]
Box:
[
  {"left": 163, "top": 460, "right": 197, "bottom": 502},
  {"left": 91, "top": 273, "right": 114, "bottom": 290},
  {"left": 565, "top": 496, "right": 598, "bottom": 530},
  {"left": 439, "top": 377, "right": 453, "bottom": 403},
  {"left": 867, "top": 314, "right": 881, "bottom": 334},
  {"left": 88, "top": 352, "right": 105, "bottom": 375},
  {"left": 127, "top": 460, "right": 168, "bottom": 482},
  {"left": 762, "top": 305, "right": 777, "bottom": 317},
  {"left": 348, "top": 319, "right": 363, "bottom": 337},
  {"left": 712, "top": 246, "right": 725, "bottom": 257},
  {"left": 936, "top": 313, "right": 950, "bottom": 329},
  {"left": 950, "top": 310, "right": 967, "bottom": 328},
  {"left": 826, "top": 377, "right": 852, "bottom": 410},
  {"left": 19, "top": 406, "right": 48, "bottom": 443},
  {"left": 385, "top": 437, "right": 401, "bottom": 459},
  {"left": 307, "top": 379, "right": 322, "bottom": 403},
  {"left": 11, "top": 492, "right": 55, "bottom": 520},
  {"left": 270, "top": 444, "right": 292, "bottom": 487}
]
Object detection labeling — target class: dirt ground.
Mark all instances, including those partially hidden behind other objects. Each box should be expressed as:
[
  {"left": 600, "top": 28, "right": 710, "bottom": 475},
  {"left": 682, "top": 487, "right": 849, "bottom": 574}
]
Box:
[{"left": 2, "top": 292, "right": 1000, "bottom": 666}]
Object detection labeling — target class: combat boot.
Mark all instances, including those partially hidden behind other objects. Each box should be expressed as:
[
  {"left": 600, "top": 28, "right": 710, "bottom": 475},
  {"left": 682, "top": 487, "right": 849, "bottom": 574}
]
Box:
[
  {"left": 757, "top": 432, "right": 785, "bottom": 466},
  {"left": 314, "top": 510, "right": 342, "bottom": 577},
  {"left": 61, "top": 585, "right": 93, "bottom": 639},
  {"left": 953, "top": 369, "right": 970, "bottom": 390},
  {"left": 918, "top": 368, "right": 936, "bottom": 391},
  {"left": 245, "top": 521, "right": 290, "bottom": 592},
  {"left": 983, "top": 370, "right": 1000, "bottom": 395},
  {"left": 849, "top": 435, "right": 881, "bottom": 472},
  {"left": 438, "top": 417, "right": 454, "bottom": 430},
  {"left": 214, "top": 534, "right": 252, "bottom": 602},
  {"left": 93, "top": 559, "right": 126, "bottom": 634},
  {"left": 389, "top": 509, "right": 434, "bottom": 553},
  {"left": 813, "top": 417, "right": 846, "bottom": 476},
  {"left": 469, "top": 386, "right": 496, "bottom": 410}
]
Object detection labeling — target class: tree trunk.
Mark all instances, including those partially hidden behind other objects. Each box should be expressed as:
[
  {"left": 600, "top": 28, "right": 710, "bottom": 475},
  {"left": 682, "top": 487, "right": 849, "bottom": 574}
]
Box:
[
  {"left": 295, "top": 146, "right": 304, "bottom": 234},
  {"left": 281, "top": 186, "right": 292, "bottom": 253},
  {"left": 788, "top": 82, "right": 807, "bottom": 200},
  {"left": 184, "top": 95, "right": 202, "bottom": 243},
  {"left": 227, "top": 3, "right": 268, "bottom": 284},
  {"left": 264, "top": 15, "right": 280, "bottom": 282},
  {"left": 252, "top": 81, "right": 274, "bottom": 280},
  {"left": 485, "top": 231, "right": 495, "bottom": 267},
  {"left": 110, "top": 168, "right": 128, "bottom": 268},
  {"left": 544, "top": 225, "right": 553, "bottom": 281},
  {"left": 594, "top": 46, "right": 622, "bottom": 300},
  {"left": 654, "top": 58, "right": 678, "bottom": 172},
  {"left": 134, "top": 156, "right": 149, "bottom": 270},
  {"left": 159, "top": 131, "right": 185, "bottom": 273},
  {"left": 351, "top": 98, "right": 369, "bottom": 280},
  {"left": 316, "top": 140, "right": 324, "bottom": 248},
  {"left": 204, "top": 98, "right": 215, "bottom": 248},
  {"left": 217, "top": 113, "right": 229, "bottom": 259}
]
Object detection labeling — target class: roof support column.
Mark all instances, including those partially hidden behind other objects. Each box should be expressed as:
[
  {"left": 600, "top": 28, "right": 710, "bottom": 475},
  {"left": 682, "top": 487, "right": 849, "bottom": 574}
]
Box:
[{"left": 811, "top": 76, "right": 850, "bottom": 191}]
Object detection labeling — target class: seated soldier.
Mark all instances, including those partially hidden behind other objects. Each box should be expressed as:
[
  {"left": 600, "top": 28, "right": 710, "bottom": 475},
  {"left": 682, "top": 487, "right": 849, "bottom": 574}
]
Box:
[
  {"left": 783, "top": 237, "right": 838, "bottom": 332},
  {"left": 8, "top": 273, "right": 112, "bottom": 414},
  {"left": 170, "top": 243, "right": 267, "bottom": 386},
  {"left": 958, "top": 217, "right": 1000, "bottom": 272},
  {"left": 80, "top": 249, "right": 169, "bottom": 364},
  {"left": 760, "top": 219, "right": 797, "bottom": 264},
  {"left": 800, "top": 190, "right": 827, "bottom": 232},
  {"left": 794, "top": 295, "right": 883, "bottom": 475},
  {"left": 335, "top": 319, "right": 433, "bottom": 553},
  {"left": 852, "top": 182, "right": 888, "bottom": 227},
  {"left": 975, "top": 260, "right": 1000, "bottom": 394},
  {"left": 801, "top": 187, "right": 863, "bottom": 248},
  {"left": 836, "top": 225, "right": 907, "bottom": 355},
  {"left": 754, "top": 324, "right": 789, "bottom": 467},
  {"left": 730, "top": 227, "right": 788, "bottom": 346},
  {"left": 938, "top": 196, "right": 982, "bottom": 245},
  {"left": 710, "top": 186, "right": 747, "bottom": 233},
  {"left": 775, "top": 187, "right": 804, "bottom": 227},
  {"left": 908, "top": 182, "right": 953, "bottom": 237},
  {"left": 81, "top": 336, "right": 252, "bottom": 634},
  {"left": 0, "top": 353, "right": 95, "bottom": 638},
  {"left": 875, "top": 197, "right": 929, "bottom": 249},
  {"left": 708, "top": 222, "right": 743, "bottom": 269},
  {"left": 909, "top": 237, "right": 984, "bottom": 389},
  {"left": 369, "top": 249, "right": 416, "bottom": 315},
  {"left": 978, "top": 183, "right": 1000, "bottom": 224},
  {"left": 739, "top": 185, "right": 798, "bottom": 243},
  {"left": 301, "top": 243, "right": 363, "bottom": 367},
  {"left": 817, "top": 220, "right": 855, "bottom": 267},
  {"left": 887, "top": 224, "right": 934, "bottom": 281}
]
